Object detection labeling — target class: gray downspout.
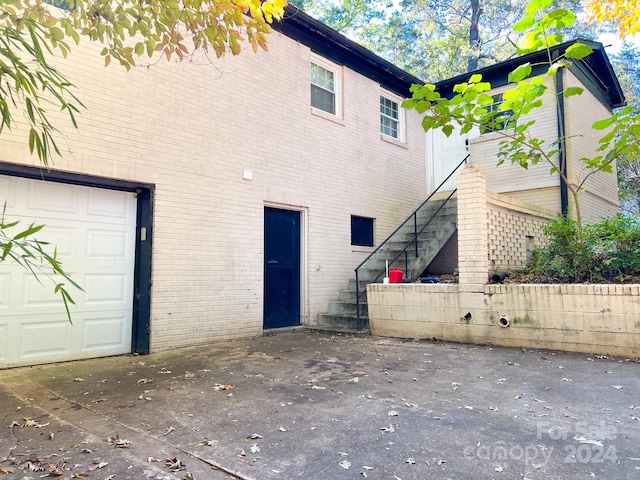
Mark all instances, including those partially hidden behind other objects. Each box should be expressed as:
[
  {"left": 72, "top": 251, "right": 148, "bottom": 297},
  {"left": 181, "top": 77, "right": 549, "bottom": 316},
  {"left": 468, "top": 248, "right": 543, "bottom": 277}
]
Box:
[{"left": 555, "top": 68, "right": 569, "bottom": 217}]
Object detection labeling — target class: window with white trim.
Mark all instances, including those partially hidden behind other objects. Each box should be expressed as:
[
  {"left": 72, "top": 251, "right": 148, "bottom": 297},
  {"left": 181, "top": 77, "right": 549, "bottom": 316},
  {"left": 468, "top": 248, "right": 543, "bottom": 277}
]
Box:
[
  {"left": 311, "top": 62, "right": 336, "bottom": 115},
  {"left": 481, "top": 93, "right": 514, "bottom": 134},
  {"left": 380, "top": 92, "right": 405, "bottom": 142}
]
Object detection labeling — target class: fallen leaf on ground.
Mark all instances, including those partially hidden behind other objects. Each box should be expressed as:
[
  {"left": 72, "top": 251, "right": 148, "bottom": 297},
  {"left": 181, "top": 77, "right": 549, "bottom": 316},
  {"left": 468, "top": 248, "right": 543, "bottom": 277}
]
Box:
[
  {"left": 164, "top": 458, "right": 186, "bottom": 471},
  {"left": 338, "top": 460, "right": 351, "bottom": 469},
  {"left": 213, "top": 384, "right": 233, "bottom": 391},
  {"left": 197, "top": 440, "right": 218, "bottom": 447},
  {"left": 107, "top": 435, "right": 131, "bottom": 448},
  {"left": 89, "top": 461, "right": 108, "bottom": 470},
  {"left": 250, "top": 444, "right": 260, "bottom": 453},
  {"left": 381, "top": 424, "right": 395, "bottom": 433},
  {"left": 573, "top": 436, "right": 603, "bottom": 446},
  {"left": 74, "top": 378, "right": 85, "bottom": 382}
]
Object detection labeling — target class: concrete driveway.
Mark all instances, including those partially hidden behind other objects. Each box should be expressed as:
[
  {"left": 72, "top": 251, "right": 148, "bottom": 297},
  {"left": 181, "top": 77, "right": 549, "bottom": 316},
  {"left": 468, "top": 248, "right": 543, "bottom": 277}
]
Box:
[{"left": 0, "top": 330, "right": 638, "bottom": 480}]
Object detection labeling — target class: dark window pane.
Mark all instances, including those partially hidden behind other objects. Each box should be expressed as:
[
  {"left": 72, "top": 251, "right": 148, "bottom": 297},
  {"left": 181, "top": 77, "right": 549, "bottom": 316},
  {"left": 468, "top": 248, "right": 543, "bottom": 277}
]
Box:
[
  {"left": 351, "top": 215, "right": 374, "bottom": 247},
  {"left": 311, "top": 85, "right": 335, "bottom": 114}
]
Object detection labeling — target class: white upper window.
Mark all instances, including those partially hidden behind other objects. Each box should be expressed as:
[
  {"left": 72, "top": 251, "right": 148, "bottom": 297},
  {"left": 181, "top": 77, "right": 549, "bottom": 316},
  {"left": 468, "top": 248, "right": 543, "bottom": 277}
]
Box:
[
  {"left": 380, "top": 92, "right": 405, "bottom": 142},
  {"left": 310, "top": 56, "right": 342, "bottom": 119}
]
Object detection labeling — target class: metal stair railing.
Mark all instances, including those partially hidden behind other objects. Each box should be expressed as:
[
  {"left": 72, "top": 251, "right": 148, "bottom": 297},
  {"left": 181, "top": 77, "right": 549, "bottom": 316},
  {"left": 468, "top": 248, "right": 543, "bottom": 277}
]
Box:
[{"left": 355, "top": 155, "right": 469, "bottom": 323}]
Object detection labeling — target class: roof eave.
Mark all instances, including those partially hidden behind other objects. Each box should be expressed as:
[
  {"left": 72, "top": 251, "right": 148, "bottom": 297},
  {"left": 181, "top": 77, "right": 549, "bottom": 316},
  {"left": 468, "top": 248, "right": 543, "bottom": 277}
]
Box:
[{"left": 271, "top": 6, "right": 424, "bottom": 98}]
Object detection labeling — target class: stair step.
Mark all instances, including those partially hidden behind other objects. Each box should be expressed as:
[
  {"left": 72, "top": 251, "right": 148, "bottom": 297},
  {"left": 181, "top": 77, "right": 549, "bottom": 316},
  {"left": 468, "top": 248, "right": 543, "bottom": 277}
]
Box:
[
  {"left": 328, "top": 300, "right": 368, "bottom": 316},
  {"left": 338, "top": 289, "right": 364, "bottom": 302},
  {"left": 317, "top": 313, "right": 369, "bottom": 333}
]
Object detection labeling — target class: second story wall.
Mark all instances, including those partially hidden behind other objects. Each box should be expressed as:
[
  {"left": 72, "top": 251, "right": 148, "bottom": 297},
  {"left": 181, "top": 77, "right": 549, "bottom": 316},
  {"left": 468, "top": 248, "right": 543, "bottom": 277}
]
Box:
[
  {"left": 468, "top": 75, "right": 563, "bottom": 213},
  {"left": 564, "top": 69, "right": 619, "bottom": 221}
]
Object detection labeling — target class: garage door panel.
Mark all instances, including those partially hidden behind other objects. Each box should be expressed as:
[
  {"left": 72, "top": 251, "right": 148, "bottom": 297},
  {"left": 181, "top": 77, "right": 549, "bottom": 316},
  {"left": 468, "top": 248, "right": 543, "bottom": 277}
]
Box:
[
  {"left": 86, "top": 229, "right": 134, "bottom": 261},
  {"left": 21, "top": 273, "right": 64, "bottom": 308},
  {"left": 0, "top": 274, "right": 10, "bottom": 308},
  {"left": 19, "top": 320, "right": 71, "bottom": 359},
  {"left": 0, "top": 175, "right": 17, "bottom": 208},
  {"left": 88, "top": 188, "right": 136, "bottom": 220},
  {"left": 81, "top": 316, "right": 129, "bottom": 352},
  {"left": 34, "top": 226, "right": 77, "bottom": 258},
  {"left": 84, "top": 274, "right": 131, "bottom": 305},
  {"left": 27, "top": 180, "right": 79, "bottom": 215}
]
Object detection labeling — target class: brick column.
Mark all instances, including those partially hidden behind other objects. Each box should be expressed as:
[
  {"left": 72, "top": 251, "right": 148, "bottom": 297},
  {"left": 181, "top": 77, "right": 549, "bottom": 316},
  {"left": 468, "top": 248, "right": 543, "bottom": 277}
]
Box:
[{"left": 457, "top": 163, "right": 489, "bottom": 288}]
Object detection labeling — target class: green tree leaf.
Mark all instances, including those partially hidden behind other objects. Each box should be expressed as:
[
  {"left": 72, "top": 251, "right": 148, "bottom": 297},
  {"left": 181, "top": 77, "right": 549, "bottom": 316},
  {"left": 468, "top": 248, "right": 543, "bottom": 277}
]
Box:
[{"left": 565, "top": 43, "right": 593, "bottom": 59}]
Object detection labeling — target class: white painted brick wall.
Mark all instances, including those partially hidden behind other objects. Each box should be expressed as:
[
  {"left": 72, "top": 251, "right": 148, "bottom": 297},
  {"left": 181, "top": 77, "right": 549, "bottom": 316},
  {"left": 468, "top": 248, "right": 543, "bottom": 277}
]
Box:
[
  {"left": 458, "top": 164, "right": 557, "bottom": 279},
  {"left": 486, "top": 192, "right": 556, "bottom": 270},
  {"left": 457, "top": 164, "right": 489, "bottom": 286},
  {"left": 0, "top": 32, "right": 427, "bottom": 351}
]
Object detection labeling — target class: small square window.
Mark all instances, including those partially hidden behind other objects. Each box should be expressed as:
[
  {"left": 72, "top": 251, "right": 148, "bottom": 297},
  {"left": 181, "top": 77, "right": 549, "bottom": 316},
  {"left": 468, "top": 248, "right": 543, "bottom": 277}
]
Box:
[
  {"left": 482, "top": 93, "right": 514, "bottom": 134},
  {"left": 351, "top": 215, "right": 374, "bottom": 247},
  {"left": 311, "top": 62, "right": 336, "bottom": 115}
]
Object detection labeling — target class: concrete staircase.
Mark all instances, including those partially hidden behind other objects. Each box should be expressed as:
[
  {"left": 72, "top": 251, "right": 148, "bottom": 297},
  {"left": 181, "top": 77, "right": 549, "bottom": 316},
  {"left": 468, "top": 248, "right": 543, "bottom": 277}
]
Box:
[{"left": 316, "top": 198, "right": 458, "bottom": 333}]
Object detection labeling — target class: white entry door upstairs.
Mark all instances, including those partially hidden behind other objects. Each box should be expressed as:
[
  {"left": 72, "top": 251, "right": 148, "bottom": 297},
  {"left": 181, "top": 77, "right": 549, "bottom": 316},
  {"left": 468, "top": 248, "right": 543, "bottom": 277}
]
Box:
[{"left": 426, "top": 127, "right": 471, "bottom": 194}]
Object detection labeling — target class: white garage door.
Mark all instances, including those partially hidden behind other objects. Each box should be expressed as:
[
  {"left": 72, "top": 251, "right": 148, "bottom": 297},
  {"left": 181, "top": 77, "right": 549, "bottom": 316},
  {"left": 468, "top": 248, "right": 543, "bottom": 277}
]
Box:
[{"left": 0, "top": 175, "right": 137, "bottom": 367}]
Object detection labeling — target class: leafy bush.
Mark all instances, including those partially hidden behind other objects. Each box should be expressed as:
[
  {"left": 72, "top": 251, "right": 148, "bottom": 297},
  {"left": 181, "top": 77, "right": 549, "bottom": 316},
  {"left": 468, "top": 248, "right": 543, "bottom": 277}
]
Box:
[{"left": 528, "top": 214, "right": 640, "bottom": 283}]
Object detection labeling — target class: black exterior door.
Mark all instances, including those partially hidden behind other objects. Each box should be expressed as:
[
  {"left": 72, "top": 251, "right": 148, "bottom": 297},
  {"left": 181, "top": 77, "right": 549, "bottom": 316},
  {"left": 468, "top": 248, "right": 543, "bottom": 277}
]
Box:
[{"left": 264, "top": 207, "right": 301, "bottom": 329}]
